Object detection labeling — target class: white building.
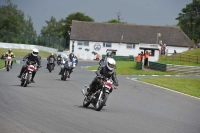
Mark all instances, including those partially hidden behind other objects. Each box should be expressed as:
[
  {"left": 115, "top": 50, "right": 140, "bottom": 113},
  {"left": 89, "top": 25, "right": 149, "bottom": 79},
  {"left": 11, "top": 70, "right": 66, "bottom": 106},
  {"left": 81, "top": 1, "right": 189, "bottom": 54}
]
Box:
[{"left": 69, "top": 21, "right": 193, "bottom": 61}]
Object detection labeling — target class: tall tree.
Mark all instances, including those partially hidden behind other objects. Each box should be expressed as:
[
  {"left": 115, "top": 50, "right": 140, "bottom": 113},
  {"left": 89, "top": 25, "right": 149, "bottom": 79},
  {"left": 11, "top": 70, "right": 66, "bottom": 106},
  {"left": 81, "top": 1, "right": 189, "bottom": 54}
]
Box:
[
  {"left": 176, "top": 0, "right": 200, "bottom": 43},
  {"left": 22, "top": 15, "right": 37, "bottom": 44},
  {"left": 0, "top": 0, "right": 25, "bottom": 43},
  {"left": 60, "top": 12, "right": 94, "bottom": 49}
]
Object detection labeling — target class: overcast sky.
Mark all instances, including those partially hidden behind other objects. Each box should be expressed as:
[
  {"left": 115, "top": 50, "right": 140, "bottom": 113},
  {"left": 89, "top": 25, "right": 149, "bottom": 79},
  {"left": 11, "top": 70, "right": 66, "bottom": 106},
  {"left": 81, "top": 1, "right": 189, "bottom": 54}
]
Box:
[{"left": 0, "top": 0, "right": 193, "bottom": 35}]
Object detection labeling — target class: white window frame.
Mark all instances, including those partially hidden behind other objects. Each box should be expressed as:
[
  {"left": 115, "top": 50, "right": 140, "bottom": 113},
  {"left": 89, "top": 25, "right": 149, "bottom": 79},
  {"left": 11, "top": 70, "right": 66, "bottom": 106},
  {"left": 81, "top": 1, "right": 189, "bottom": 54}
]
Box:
[
  {"left": 126, "top": 44, "right": 135, "bottom": 49},
  {"left": 103, "top": 42, "right": 112, "bottom": 47},
  {"left": 77, "top": 41, "right": 89, "bottom": 46}
]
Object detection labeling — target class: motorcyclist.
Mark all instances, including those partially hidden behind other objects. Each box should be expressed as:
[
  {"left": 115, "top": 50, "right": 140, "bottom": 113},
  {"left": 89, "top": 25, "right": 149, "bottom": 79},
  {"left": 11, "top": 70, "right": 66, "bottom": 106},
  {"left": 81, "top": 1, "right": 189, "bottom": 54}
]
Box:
[
  {"left": 56, "top": 54, "right": 62, "bottom": 65},
  {"left": 58, "top": 53, "right": 76, "bottom": 78},
  {"left": 86, "top": 58, "right": 118, "bottom": 96},
  {"left": 46, "top": 53, "right": 56, "bottom": 69},
  {"left": 99, "top": 51, "right": 112, "bottom": 67},
  {"left": 4, "top": 48, "right": 15, "bottom": 68},
  {"left": 74, "top": 55, "right": 78, "bottom": 66},
  {"left": 17, "top": 48, "right": 41, "bottom": 83}
]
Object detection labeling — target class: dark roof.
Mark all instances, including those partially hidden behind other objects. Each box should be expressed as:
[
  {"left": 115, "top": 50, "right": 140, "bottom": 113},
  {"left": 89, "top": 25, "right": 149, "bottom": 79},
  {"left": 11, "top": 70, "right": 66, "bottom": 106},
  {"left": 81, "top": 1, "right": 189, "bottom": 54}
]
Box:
[{"left": 70, "top": 20, "right": 193, "bottom": 47}]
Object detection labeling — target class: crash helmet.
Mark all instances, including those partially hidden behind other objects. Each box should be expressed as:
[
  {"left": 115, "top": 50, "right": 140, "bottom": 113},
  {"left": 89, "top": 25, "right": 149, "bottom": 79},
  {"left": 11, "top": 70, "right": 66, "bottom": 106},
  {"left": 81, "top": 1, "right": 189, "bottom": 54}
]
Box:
[
  {"left": 106, "top": 52, "right": 112, "bottom": 57},
  {"left": 106, "top": 58, "right": 116, "bottom": 71},
  {"left": 32, "top": 48, "right": 39, "bottom": 57},
  {"left": 8, "top": 48, "right": 12, "bottom": 53},
  {"left": 69, "top": 53, "right": 74, "bottom": 60}
]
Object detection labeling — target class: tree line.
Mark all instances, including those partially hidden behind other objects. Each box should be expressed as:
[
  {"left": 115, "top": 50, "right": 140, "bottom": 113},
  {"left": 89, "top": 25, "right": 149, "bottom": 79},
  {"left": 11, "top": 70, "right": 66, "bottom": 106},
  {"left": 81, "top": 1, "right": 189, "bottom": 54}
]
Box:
[{"left": 0, "top": 0, "right": 199, "bottom": 50}]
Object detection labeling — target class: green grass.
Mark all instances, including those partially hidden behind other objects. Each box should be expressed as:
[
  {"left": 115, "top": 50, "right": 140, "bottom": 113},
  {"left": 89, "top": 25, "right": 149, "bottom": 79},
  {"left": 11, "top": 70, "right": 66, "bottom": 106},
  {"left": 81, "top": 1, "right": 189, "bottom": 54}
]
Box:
[
  {"left": 0, "top": 48, "right": 51, "bottom": 58},
  {"left": 138, "top": 78, "right": 200, "bottom": 98},
  {"left": 0, "top": 48, "right": 51, "bottom": 69},
  {"left": 158, "top": 48, "right": 200, "bottom": 67},
  {"left": 88, "top": 61, "right": 177, "bottom": 75}
]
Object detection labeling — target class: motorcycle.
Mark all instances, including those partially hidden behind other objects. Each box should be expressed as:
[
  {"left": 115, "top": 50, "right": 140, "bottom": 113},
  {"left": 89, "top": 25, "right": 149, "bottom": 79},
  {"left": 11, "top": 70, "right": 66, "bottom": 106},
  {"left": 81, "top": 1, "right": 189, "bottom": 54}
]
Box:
[
  {"left": 57, "top": 57, "right": 62, "bottom": 66},
  {"left": 74, "top": 57, "right": 78, "bottom": 66},
  {"left": 20, "top": 61, "right": 39, "bottom": 87},
  {"left": 47, "top": 57, "right": 55, "bottom": 72},
  {"left": 5, "top": 56, "right": 13, "bottom": 71},
  {"left": 81, "top": 76, "right": 115, "bottom": 111},
  {"left": 61, "top": 60, "right": 73, "bottom": 81}
]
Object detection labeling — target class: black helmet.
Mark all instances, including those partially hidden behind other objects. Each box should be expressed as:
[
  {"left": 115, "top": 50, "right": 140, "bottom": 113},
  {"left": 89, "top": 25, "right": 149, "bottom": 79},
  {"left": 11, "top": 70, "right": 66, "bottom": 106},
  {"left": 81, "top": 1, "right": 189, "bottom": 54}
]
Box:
[
  {"left": 69, "top": 53, "right": 74, "bottom": 59},
  {"left": 106, "top": 52, "right": 112, "bottom": 57}
]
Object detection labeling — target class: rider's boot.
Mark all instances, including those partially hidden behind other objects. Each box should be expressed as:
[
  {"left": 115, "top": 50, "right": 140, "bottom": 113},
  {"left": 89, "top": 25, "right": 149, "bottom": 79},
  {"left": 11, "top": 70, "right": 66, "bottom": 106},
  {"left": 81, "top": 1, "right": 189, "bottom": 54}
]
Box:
[
  {"left": 10, "top": 61, "right": 13, "bottom": 69},
  {"left": 17, "top": 69, "right": 23, "bottom": 78},
  {"left": 31, "top": 72, "right": 35, "bottom": 83}
]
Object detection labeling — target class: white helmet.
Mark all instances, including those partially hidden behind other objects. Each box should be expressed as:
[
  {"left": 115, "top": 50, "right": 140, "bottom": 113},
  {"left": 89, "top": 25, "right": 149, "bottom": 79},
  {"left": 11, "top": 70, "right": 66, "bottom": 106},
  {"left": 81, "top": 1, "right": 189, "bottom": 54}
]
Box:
[
  {"left": 106, "top": 58, "right": 116, "bottom": 70},
  {"left": 32, "top": 48, "right": 39, "bottom": 57}
]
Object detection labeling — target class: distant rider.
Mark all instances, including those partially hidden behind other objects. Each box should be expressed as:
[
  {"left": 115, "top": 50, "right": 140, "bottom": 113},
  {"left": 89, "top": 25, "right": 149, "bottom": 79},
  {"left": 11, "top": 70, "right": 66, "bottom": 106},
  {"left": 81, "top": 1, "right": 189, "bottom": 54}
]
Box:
[
  {"left": 86, "top": 58, "right": 118, "bottom": 96},
  {"left": 46, "top": 53, "right": 56, "bottom": 69},
  {"left": 4, "top": 48, "right": 15, "bottom": 68},
  {"left": 99, "top": 52, "right": 112, "bottom": 67},
  {"left": 58, "top": 53, "right": 76, "bottom": 78},
  {"left": 17, "top": 49, "right": 41, "bottom": 83}
]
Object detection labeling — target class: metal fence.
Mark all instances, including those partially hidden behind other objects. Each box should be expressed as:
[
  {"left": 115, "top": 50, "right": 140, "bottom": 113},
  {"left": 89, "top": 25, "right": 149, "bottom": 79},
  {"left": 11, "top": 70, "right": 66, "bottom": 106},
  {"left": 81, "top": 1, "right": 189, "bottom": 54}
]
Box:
[
  {"left": 164, "top": 53, "right": 200, "bottom": 64},
  {"left": 38, "top": 35, "right": 66, "bottom": 50}
]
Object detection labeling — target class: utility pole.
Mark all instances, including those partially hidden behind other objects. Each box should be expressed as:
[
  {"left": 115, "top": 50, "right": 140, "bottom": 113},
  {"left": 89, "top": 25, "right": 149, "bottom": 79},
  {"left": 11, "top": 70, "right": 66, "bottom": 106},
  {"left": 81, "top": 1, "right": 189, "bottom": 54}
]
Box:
[{"left": 116, "top": 10, "right": 123, "bottom": 22}]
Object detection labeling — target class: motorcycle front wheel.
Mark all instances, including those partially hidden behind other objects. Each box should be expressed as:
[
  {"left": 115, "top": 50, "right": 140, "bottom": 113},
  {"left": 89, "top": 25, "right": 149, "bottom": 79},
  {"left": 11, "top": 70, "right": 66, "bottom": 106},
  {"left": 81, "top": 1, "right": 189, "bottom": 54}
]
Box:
[{"left": 95, "top": 93, "right": 109, "bottom": 111}]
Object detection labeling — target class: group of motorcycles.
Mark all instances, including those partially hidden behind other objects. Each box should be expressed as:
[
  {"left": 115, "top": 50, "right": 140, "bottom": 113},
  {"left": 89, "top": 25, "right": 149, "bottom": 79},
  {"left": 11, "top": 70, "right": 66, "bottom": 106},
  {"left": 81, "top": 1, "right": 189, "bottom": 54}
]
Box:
[{"left": 2, "top": 54, "right": 114, "bottom": 111}]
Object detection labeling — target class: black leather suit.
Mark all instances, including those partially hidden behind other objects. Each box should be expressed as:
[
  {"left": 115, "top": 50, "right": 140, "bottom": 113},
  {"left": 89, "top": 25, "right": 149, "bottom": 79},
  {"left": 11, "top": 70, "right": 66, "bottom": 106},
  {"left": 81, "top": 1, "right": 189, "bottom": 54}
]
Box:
[{"left": 89, "top": 65, "right": 119, "bottom": 93}]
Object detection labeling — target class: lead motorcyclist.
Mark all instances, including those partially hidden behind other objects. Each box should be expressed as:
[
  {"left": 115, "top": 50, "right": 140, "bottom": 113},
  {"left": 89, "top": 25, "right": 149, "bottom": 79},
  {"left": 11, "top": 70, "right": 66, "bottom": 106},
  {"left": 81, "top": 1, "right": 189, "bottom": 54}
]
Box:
[
  {"left": 58, "top": 53, "right": 76, "bottom": 78},
  {"left": 86, "top": 58, "right": 119, "bottom": 96},
  {"left": 17, "top": 49, "right": 41, "bottom": 83},
  {"left": 4, "top": 48, "right": 15, "bottom": 69},
  {"left": 46, "top": 53, "right": 56, "bottom": 69}
]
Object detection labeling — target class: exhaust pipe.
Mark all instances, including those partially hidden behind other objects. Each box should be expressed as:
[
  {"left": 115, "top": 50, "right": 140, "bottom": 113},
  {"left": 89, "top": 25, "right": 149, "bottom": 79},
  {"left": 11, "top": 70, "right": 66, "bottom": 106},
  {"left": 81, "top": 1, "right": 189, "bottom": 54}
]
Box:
[{"left": 81, "top": 89, "right": 86, "bottom": 97}]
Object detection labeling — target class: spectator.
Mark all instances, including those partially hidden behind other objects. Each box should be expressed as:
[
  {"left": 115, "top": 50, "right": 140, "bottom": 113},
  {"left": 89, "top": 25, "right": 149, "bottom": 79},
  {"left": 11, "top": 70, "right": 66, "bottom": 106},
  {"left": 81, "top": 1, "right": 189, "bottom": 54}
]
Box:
[
  {"left": 96, "top": 53, "right": 100, "bottom": 61},
  {"left": 174, "top": 50, "right": 177, "bottom": 54},
  {"left": 144, "top": 51, "right": 150, "bottom": 67},
  {"left": 136, "top": 53, "right": 142, "bottom": 62},
  {"left": 140, "top": 51, "right": 144, "bottom": 62}
]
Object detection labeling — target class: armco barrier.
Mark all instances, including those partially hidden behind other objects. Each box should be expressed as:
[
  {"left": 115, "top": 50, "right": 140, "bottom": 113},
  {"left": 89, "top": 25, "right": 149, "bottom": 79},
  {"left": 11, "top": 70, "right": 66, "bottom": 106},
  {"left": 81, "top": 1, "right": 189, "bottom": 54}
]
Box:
[
  {"left": 102, "top": 55, "right": 134, "bottom": 61},
  {"left": 149, "top": 61, "right": 167, "bottom": 71}
]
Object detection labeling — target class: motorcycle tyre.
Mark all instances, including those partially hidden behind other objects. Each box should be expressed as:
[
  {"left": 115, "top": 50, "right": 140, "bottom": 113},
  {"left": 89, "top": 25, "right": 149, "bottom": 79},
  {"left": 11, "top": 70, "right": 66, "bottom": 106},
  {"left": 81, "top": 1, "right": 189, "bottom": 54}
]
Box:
[
  {"left": 7, "top": 66, "right": 9, "bottom": 71},
  {"left": 23, "top": 74, "right": 30, "bottom": 87},
  {"left": 83, "top": 97, "right": 90, "bottom": 107},
  {"left": 95, "top": 93, "right": 109, "bottom": 111}
]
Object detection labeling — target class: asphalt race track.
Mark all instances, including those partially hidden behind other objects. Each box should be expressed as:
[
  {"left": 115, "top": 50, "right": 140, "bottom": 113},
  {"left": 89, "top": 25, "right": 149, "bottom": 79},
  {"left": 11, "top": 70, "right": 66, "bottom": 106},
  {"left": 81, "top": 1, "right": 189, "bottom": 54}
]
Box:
[{"left": 0, "top": 58, "right": 200, "bottom": 133}]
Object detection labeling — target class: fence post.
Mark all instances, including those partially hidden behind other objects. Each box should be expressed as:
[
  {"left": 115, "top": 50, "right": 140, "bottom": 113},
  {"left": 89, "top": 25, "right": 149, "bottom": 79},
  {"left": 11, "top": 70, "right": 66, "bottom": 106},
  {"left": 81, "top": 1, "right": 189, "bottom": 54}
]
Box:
[{"left": 180, "top": 54, "right": 181, "bottom": 61}]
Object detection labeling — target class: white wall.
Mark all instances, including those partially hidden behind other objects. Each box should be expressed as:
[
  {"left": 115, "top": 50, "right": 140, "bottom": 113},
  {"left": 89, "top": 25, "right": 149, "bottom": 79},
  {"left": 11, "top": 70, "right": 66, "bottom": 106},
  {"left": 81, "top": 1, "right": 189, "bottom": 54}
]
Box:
[
  {"left": 69, "top": 40, "right": 190, "bottom": 61},
  {"left": 70, "top": 41, "right": 161, "bottom": 61}
]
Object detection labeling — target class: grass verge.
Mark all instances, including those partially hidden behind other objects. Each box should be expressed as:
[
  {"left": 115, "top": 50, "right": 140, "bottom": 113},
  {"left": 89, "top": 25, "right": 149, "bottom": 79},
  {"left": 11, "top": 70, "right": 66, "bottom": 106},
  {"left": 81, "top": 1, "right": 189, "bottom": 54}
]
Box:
[
  {"left": 87, "top": 61, "right": 178, "bottom": 75},
  {"left": 137, "top": 78, "right": 200, "bottom": 98},
  {"left": 0, "top": 48, "right": 51, "bottom": 58},
  {"left": 0, "top": 48, "right": 51, "bottom": 69}
]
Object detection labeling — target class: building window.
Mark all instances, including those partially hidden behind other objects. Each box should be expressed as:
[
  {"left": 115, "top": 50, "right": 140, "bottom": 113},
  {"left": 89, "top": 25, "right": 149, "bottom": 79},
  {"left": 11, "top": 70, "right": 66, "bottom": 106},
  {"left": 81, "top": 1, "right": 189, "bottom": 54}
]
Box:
[
  {"left": 103, "top": 42, "right": 112, "bottom": 47},
  {"left": 126, "top": 44, "right": 135, "bottom": 49},
  {"left": 77, "top": 41, "right": 89, "bottom": 46}
]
